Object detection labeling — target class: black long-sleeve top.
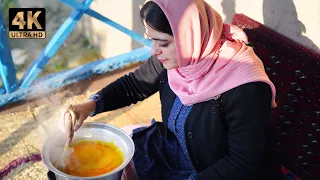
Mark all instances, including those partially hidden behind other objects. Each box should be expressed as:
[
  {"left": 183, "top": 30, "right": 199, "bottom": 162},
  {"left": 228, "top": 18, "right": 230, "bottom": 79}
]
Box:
[{"left": 95, "top": 56, "right": 283, "bottom": 180}]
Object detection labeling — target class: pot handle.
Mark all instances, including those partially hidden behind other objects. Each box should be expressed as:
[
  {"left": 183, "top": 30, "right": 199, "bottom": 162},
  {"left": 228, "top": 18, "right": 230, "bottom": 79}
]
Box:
[{"left": 47, "top": 171, "right": 57, "bottom": 180}]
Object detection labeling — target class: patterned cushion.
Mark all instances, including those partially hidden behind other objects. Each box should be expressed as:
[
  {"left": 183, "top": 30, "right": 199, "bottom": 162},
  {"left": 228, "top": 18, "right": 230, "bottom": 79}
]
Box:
[{"left": 232, "top": 14, "right": 320, "bottom": 180}]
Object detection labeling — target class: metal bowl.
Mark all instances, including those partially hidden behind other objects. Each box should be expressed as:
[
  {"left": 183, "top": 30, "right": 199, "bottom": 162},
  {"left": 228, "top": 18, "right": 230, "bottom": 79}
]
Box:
[{"left": 41, "top": 122, "right": 135, "bottom": 180}]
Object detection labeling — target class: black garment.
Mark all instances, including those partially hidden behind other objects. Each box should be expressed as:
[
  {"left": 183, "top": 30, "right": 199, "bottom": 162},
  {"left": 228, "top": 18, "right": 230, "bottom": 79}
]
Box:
[{"left": 97, "top": 56, "right": 283, "bottom": 180}]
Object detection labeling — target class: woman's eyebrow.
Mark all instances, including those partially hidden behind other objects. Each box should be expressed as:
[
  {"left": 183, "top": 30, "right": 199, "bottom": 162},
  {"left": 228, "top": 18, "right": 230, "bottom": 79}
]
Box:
[
  {"left": 151, "top": 38, "right": 168, "bottom": 42},
  {"left": 145, "top": 33, "right": 169, "bottom": 42}
]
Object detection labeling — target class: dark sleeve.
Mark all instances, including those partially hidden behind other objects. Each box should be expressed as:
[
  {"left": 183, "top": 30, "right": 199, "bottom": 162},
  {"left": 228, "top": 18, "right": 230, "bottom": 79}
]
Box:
[
  {"left": 96, "top": 56, "right": 164, "bottom": 112},
  {"left": 196, "top": 82, "right": 272, "bottom": 180}
]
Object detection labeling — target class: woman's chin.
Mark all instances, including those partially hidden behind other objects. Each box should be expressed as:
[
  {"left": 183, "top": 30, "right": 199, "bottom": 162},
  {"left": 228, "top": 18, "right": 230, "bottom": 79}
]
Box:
[{"left": 163, "top": 64, "right": 178, "bottom": 70}]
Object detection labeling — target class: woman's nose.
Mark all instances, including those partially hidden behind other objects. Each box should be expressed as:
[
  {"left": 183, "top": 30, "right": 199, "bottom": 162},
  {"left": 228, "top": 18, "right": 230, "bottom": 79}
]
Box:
[{"left": 151, "top": 42, "right": 161, "bottom": 56}]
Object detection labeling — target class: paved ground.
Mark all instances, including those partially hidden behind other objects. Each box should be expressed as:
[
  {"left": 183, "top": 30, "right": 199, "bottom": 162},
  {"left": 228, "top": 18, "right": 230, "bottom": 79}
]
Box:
[{"left": 0, "top": 65, "right": 162, "bottom": 179}]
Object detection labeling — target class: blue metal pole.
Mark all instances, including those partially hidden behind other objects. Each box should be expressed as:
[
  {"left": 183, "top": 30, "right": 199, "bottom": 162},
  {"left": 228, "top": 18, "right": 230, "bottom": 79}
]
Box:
[
  {"left": 19, "top": 0, "right": 93, "bottom": 88},
  {"left": 60, "top": 0, "right": 152, "bottom": 47},
  {"left": 86, "top": 9, "right": 152, "bottom": 47},
  {"left": 0, "top": 5, "right": 17, "bottom": 93},
  {"left": 0, "top": 46, "right": 151, "bottom": 108}
]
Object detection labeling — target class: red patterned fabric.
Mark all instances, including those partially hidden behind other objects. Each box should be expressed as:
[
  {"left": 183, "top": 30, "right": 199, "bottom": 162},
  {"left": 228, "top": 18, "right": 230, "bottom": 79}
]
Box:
[{"left": 232, "top": 14, "right": 320, "bottom": 180}]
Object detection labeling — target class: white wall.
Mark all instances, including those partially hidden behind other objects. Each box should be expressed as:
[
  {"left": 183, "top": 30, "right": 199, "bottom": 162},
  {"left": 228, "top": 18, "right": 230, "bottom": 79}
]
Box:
[
  {"left": 206, "top": 0, "right": 320, "bottom": 53},
  {"left": 78, "top": 0, "right": 146, "bottom": 58},
  {"left": 11, "top": 0, "right": 320, "bottom": 59},
  {"left": 83, "top": 0, "right": 319, "bottom": 57},
  {"left": 79, "top": 0, "right": 135, "bottom": 58}
]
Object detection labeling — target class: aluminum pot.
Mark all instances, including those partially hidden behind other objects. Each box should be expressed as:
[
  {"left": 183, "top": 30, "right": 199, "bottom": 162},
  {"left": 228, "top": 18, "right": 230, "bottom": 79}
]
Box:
[{"left": 41, "top": 122, "right": 135, "bottom": 180}]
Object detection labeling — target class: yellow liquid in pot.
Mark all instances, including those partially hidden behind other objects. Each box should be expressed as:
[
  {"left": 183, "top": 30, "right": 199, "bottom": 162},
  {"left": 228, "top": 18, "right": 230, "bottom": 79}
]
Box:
[{"left": 60, "top": 140, "right": 124, "bottom": 177}]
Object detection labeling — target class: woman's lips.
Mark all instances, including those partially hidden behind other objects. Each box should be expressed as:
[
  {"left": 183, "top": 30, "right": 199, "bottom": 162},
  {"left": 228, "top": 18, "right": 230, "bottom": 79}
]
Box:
[{"left": 159, "top": 59, "right": 167, "bottom": 63}]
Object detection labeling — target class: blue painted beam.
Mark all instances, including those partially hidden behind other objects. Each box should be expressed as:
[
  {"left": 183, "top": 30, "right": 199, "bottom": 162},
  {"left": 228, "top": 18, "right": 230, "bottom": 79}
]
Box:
[
  {"left": 86, "top": 9, "right": 152, "bottom": 47},
  {"left": 0, "top": 46, "right": 151, "bottom": 108},
  {"left": 60, "top": 0, "right": 152, "bottom": 47},
  {"left": 0, "top": 6, "right": 17, "bottom": 93},
  {"left": 60, "top": 0, "right": 88, "bottom": 11},
  {"left": 19, "top": 0, "right": 94, "bottom": 89}
]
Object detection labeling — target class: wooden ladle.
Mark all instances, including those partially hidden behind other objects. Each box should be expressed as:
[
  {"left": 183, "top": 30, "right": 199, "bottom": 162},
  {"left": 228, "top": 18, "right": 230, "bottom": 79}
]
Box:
[{"left": 64, "top": 105, "right": 77, "bottom": 147}]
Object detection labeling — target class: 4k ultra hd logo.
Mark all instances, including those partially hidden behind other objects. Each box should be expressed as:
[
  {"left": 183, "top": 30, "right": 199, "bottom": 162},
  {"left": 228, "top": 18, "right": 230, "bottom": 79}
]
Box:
[{"left": 9, "top": 8, "right": 46, "bottom": 39}]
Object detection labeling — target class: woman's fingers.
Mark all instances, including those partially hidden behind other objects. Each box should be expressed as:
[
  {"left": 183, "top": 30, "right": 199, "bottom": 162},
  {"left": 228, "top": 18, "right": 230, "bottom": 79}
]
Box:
[
  {"left": 74, "top": 115, "right": 84, "bottom": 131},
  {"left": 58, "top": 103, "right": 92, "bottom": 134}
]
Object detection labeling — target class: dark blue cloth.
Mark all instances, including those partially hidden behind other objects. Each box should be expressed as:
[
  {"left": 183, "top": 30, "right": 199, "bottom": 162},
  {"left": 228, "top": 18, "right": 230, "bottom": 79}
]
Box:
[
  {"left": 132, "top": 97, "right": 197, "bottom": 180},
  {"left": 89, "top": 94, "right": 197, "bottom": 179},
  {"left": 88, "top": 94, "right": 104, "bottom": 117},
  {"left": 167, "top": 97, "right": 194, "bottom": 170}
]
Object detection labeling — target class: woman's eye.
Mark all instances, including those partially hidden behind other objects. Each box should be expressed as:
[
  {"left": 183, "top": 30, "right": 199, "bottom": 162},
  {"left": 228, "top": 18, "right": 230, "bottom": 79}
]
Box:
[{"left": 159, "top": 44, "right": 169, "bottom": 47}]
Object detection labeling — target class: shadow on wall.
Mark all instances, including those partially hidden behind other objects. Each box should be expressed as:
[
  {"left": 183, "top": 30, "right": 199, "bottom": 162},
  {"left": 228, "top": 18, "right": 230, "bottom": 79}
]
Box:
[
  {"left": 221, "top": 0, "right": 319, "bottom": 53},
  {"left": 221, "top": 0, "right": 236, "bottom": 24},
  {"left": 263, "top": 0, "right": 319, "bottom": 53},
  {"left": 132, "top": 0, "right": 146, "bottom": 50},
  {"left": 78, "top": 14, "right": 104, "bottom": 54}
]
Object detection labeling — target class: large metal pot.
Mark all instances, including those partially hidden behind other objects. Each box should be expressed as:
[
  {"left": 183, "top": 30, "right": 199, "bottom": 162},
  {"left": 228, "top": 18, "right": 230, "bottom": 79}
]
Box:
[{"left": 41, "top": 122, "right": 135, "bottom": 180}]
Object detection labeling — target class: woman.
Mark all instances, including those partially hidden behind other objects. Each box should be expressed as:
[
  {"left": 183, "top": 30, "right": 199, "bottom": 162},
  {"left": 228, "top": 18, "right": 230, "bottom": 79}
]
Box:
[{"left": 59, "top": 0, "right": 283, "bottom": 179}]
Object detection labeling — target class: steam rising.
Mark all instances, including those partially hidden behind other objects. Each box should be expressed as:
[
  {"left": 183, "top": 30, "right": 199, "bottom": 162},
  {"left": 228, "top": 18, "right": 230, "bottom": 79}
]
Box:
[
  {"left": 30, "top": 88, "right": 90, "bottom": 170},
  {"left": 32, "top": 95, "right": 81, "bottom": 170}
]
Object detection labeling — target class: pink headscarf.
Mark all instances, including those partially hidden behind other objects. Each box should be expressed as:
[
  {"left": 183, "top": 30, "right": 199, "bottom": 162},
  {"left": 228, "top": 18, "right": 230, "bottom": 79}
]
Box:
[{"left": 149, "top": 0, "right": 277, "bottom": 107}]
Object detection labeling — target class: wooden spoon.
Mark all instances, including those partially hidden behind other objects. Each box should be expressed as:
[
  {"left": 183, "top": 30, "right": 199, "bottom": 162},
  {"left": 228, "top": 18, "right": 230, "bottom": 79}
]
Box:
[{"left": 64, "top": 105, "right": 77, "bottom": 147}]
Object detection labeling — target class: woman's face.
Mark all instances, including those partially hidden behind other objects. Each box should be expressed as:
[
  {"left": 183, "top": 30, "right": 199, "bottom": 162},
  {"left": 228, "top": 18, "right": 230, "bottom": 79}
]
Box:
[{"left": 144, "top": 21, "right": 179, "bottom": 70}]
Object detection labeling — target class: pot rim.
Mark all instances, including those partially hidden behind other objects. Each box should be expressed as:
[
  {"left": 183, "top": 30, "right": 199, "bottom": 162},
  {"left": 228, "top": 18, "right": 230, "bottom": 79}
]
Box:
[{"left": 41, "top": 122, "right": 135, "bottom": 179}]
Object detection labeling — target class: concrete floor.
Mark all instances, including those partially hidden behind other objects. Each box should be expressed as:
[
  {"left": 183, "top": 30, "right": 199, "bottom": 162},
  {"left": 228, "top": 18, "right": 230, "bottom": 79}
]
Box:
[{"left": 0, "top": 64, "right": 162, "bottom": 179}]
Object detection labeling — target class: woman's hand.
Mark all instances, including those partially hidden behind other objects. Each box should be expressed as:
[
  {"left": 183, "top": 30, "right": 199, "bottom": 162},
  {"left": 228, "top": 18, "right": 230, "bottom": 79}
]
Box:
[{"left": 58, "top": 100, "right": 96, "bottom": 145}]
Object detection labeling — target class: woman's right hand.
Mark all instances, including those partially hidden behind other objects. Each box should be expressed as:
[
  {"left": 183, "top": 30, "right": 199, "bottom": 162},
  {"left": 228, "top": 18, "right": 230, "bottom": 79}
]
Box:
[{"left": 58, "top": 100, "right": 96, "bottom": 143}]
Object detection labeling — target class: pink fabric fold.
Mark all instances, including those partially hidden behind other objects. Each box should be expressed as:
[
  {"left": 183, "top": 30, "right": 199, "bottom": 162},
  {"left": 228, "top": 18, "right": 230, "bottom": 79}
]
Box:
[{"left": 148, "top": 0, "right": 277, "bottom": 107}]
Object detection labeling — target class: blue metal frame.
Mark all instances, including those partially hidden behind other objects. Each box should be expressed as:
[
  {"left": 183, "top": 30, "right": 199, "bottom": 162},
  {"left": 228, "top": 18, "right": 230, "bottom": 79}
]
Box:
[
  {"left": 0, "top": 6, "right": 17, "bottom": 93},
  {"left": 61, "top": 0, "right": 151, "bottom": 47},
  {"left": 19, "top": 0, "right": 93, "bottom": 88},
  {"left": 0, "top": 0, "right": 152, "bottom": 108},
  {"left": 20, "top": 0, "right": 151, "bottom": 89},
  {"left": 0, "top": 47, "right": 151, "bottom": 108}
]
